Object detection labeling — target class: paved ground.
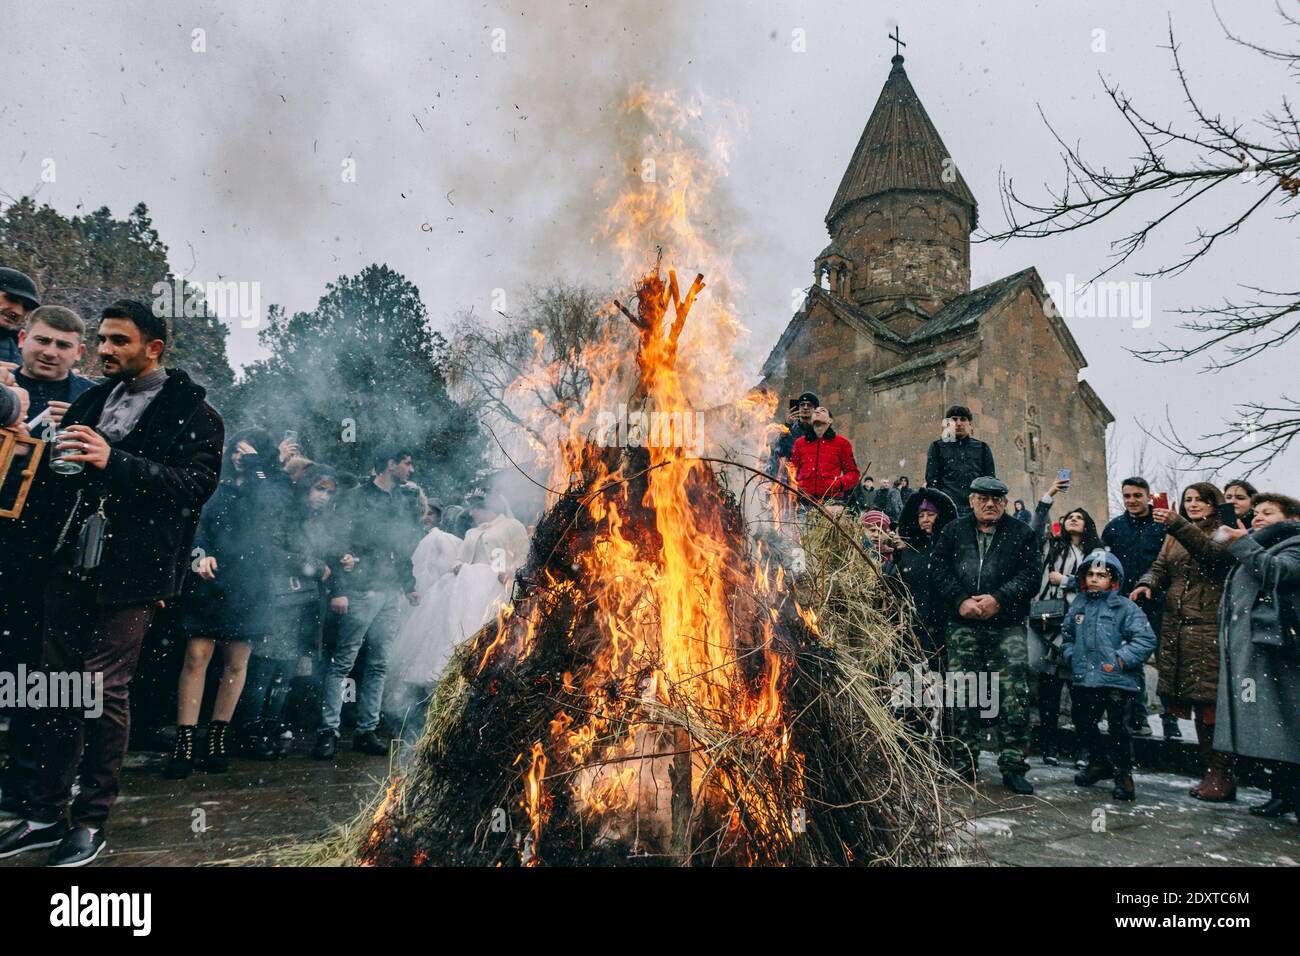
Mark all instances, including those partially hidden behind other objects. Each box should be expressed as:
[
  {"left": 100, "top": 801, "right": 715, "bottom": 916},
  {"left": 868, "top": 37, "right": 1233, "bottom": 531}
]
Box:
[
  {"left": 1, "top": 726, "right": 1296, "bottom": 867},
  {"left": 0, "top": 731, "right": 388, "bottom": 867},
  {"left": 959, "top": 754, "right": 1299, "bottom": 867}
]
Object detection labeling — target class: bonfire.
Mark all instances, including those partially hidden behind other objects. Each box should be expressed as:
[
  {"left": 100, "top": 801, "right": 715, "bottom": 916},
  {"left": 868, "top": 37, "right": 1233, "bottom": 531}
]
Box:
[{"left": 306, "top": 89, "right": 957, "bottom": 867}]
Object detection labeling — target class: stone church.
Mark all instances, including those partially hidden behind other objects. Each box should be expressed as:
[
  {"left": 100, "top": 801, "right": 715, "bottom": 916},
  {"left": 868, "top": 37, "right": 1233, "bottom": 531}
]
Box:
[{"left": 761, "top": 52, "right": 1113, "bottom": 520}]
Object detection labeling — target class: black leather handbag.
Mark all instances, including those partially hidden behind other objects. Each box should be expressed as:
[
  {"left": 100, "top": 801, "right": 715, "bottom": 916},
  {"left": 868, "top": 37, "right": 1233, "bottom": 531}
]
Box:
[{"left": 1028, "top": 597, "right": 1067, "bottom": 631}]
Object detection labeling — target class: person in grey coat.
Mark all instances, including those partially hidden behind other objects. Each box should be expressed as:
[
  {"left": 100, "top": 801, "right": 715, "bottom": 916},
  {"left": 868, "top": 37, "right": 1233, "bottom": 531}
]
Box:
[{"left": 1213, "top": 492, "right": 1300, "bottom": 821}]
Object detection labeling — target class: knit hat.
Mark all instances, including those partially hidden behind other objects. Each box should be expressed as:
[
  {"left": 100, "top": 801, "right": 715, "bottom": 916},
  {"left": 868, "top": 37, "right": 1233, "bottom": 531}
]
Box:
[
  {"left": 795, "top": 391, "right": 820, "bottom": 407},
  {"left": 861, "top": 510, "right": 895, "bottom": 559},
  {"left": 917, "top": 499, "right": 939, "bottom": 515},
  {"left": 861, "top": 510, "right": 891, "bottom": 530}
]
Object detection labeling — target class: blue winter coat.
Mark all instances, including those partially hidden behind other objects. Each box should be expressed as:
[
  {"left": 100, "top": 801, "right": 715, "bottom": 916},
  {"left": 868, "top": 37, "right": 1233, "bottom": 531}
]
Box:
[{"left": 1060, "top": 551, "right": 1157, "bottom": 692}]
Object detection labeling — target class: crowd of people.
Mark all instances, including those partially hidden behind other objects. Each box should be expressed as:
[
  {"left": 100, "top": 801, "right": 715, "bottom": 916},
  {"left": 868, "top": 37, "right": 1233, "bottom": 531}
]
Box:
[
  {"left": 0, "top": 272, "right": 529, "bottom": 866},
  {"left": 770, "top": 390, "right": 1300, "bottom": 817},
  {"left": 1, "top": 261, "right": 1297, "bottom": 867}
]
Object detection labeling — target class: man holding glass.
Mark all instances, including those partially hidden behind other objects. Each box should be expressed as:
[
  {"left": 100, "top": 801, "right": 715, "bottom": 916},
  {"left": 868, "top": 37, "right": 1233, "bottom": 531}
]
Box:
[{"left": 0, "top": 300, "right": 223, "bottom": 867}]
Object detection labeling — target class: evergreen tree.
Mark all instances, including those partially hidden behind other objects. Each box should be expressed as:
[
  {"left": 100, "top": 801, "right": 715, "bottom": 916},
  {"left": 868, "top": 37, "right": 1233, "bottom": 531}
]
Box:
[
  {"left": 0, "top": 198, "right": 237, "bottom": 411},
  {"left": 236, "top": 264, "right": 486, "bottom": 498}
]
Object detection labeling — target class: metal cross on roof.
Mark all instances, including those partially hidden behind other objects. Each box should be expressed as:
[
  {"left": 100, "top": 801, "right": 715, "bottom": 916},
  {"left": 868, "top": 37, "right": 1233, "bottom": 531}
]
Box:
[{"left": 889, "top": 26, "right": 906, "bottom": 58}]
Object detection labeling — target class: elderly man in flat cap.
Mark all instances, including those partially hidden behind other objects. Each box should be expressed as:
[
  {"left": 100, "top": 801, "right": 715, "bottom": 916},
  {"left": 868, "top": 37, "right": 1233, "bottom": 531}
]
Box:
[{"left": 931, "top": 475, "right": 1041, "bottom": 794}]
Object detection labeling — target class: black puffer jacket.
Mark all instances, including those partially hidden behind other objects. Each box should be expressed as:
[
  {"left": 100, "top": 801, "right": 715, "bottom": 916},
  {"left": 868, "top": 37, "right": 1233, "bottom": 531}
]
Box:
[
  {"left": 885, "top": 488, "right": 959, "bottom": 656},
  {"left": 924, "top": 436, "right": 996, "bottom": 509},
  {"left": 932, "top": 511, "right": 1041, "bottom": 627}
]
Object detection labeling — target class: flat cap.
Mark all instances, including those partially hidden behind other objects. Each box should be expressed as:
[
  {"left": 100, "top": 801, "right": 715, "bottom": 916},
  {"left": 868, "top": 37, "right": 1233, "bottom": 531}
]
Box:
[{"left": 969, "top": 476, "right": 1008, "bottom": 496}]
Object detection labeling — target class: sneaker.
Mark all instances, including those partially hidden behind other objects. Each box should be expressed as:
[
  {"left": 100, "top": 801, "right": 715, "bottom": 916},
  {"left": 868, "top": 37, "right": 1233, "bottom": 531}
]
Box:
[
  {"left": 1161, "top": 714, "right": 1182, "bottom": 740},
  {"left": 48, "top": 826, "right": 105, "bottom": 867},
  {"left": 312, "top": 731, "right": 338, "bottom": 760},
  {"left": 0, "top": 820, "right": 67, "bottom": 859},
  {"left": 352, "top": 730, "right": 388, "bottom": 756}
]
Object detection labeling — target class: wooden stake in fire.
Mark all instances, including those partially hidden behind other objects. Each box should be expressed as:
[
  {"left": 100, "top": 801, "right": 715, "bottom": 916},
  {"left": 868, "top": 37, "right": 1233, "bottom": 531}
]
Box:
[{"left": 612, "top": 251, "right": 707, "bottom": 862}]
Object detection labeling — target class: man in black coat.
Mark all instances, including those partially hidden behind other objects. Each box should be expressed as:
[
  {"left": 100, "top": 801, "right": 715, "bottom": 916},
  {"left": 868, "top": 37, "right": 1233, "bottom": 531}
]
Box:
[
  {"left": 932, "top": 476, "right": 1041, "bottom": 794},
  {"left": 0, "top": 300, "right": 223, "bottom": 867},
  {"left": 924, "top": 404, "right": 996, "bottom": 515},
  {"left": 313, "top": 445, "right": 422, "bottom": 761}
]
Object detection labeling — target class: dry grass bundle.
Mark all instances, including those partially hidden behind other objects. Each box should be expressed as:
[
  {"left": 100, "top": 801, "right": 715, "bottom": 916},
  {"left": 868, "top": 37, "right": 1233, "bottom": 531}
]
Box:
[{"left": 275, "top": 499, "right": 963, "bottom": 867}]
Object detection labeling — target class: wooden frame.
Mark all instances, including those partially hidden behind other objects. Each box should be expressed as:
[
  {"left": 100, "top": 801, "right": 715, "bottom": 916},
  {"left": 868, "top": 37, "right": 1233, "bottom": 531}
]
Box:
[{"left": 0, "top": 426, "right": 45, "bottom": 519}]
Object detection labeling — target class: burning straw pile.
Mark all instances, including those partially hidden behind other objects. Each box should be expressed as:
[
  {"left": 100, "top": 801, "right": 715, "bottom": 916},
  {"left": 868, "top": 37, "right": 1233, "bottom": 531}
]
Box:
[{"left": 295, "top": 262, "right": 958, "bottom": 868}]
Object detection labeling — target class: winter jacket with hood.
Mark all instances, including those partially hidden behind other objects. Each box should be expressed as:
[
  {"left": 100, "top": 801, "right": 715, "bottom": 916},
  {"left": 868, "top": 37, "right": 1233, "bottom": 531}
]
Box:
[
  {"left": 1214, "top": 520, "right": 1300, "bottom": 764},
  {"left": 790, "top": 427, "right": 860, "bottom": 501},
  {"left": 885, "top": 488, "right": 958, "bottom": 657},
  {"left": 1060, "top": 550, "right": 1158, "bottom": 693},
  {"left": 932, "top": 509, "right": 1041, "bottom": 628},
  {"left": 1137, "top": 513, "right": 1234, "bottom": 702}
]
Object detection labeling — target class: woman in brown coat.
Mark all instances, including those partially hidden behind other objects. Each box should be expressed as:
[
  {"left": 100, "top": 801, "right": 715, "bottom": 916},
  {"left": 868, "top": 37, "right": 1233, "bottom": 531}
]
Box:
[{"left": 1131, "top": 482, "right": 1236, "bottom": 800}]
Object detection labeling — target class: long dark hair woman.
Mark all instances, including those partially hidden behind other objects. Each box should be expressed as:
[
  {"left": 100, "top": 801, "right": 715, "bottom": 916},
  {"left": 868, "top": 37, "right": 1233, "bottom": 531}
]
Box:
[
  {"left": 1026, "top": 483, "right": 1101, "bottom": 765},
  {"left": 1222, "top": 479, "right": 1257, "bottom": 530},
  {"left": 164, "top": 427, "right": 291, "bottom": 778},
  {"left": 1132, "top": 481, "right": 1236, "bottom": 801}
]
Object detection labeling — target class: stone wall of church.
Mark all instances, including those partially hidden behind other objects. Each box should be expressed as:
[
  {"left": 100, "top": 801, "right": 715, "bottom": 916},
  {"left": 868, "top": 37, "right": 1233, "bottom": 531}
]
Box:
[
  {"left": 765, "top": 302, "right": 879, "bottom": 419},
  {"left": 969, "top": 288, "right": 1111, "bottom": 522},
  {"left": 830, "top": 193, "right": 971, "bottom": 316}
]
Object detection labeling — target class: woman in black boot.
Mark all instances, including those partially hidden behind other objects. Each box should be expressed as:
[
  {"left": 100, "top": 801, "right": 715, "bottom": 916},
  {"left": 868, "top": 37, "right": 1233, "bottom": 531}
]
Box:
[
  {"left": 164, "top": 429, "right": 290, "bottom": 778},
  {"left": 1026, "top": 479, "right": 1100, "bottom": 766}
]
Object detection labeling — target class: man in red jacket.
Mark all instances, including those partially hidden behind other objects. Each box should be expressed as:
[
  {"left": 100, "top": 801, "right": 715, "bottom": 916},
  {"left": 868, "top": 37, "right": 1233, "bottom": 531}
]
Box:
[{"left": 790, "top": 406, "right": 861, "bottom": 504}]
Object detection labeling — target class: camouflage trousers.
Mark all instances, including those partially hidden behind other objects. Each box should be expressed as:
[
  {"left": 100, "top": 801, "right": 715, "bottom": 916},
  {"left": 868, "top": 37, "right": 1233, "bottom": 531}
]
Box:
[{"left": 946, "top": 622, "right": 1031, "bottom": 773}]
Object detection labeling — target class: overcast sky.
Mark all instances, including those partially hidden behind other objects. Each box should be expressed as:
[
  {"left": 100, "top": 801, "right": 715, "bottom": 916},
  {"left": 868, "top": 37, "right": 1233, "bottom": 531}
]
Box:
[{"left": 5, "top": 0, "right": 1296, "bottom": 488}]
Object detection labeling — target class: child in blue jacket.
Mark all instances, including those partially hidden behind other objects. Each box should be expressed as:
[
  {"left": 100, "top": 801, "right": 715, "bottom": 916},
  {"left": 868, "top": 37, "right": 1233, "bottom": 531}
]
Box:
[{"left": 1060, "top": 550, "right": 1158, "bottom": 801}]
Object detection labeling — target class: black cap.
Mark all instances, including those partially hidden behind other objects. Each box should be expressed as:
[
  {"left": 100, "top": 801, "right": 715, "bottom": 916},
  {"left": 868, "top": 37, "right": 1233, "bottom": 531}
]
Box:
[
  {"left": 969, "top": 476, "right": 1008, "bottom": 497},
  {"left": 0, "top": 267, "right": 40, "bottom": 310},
  {"left": 945, "top": 404, "right": 972, "bottom": 421},
  {"left": 796, "top": 391, "right": 820, "bottom": 407}
]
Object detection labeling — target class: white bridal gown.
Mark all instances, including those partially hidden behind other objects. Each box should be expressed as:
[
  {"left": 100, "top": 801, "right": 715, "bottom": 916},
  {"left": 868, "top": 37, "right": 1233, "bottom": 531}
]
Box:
[{"left": 389, "top": 513, "right": 532, "bottom": 687}]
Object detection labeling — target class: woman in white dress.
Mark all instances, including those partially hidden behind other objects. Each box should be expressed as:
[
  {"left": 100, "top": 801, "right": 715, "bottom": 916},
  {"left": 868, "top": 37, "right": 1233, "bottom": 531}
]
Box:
[{"left": 385, "top": 495, "right": 531, "bottom": 738}]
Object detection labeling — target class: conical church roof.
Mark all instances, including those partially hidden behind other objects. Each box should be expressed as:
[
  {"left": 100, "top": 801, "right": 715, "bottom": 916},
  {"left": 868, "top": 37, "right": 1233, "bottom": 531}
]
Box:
[{"left": 825, "top": 54, "right": 978, "bottom": 229}]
